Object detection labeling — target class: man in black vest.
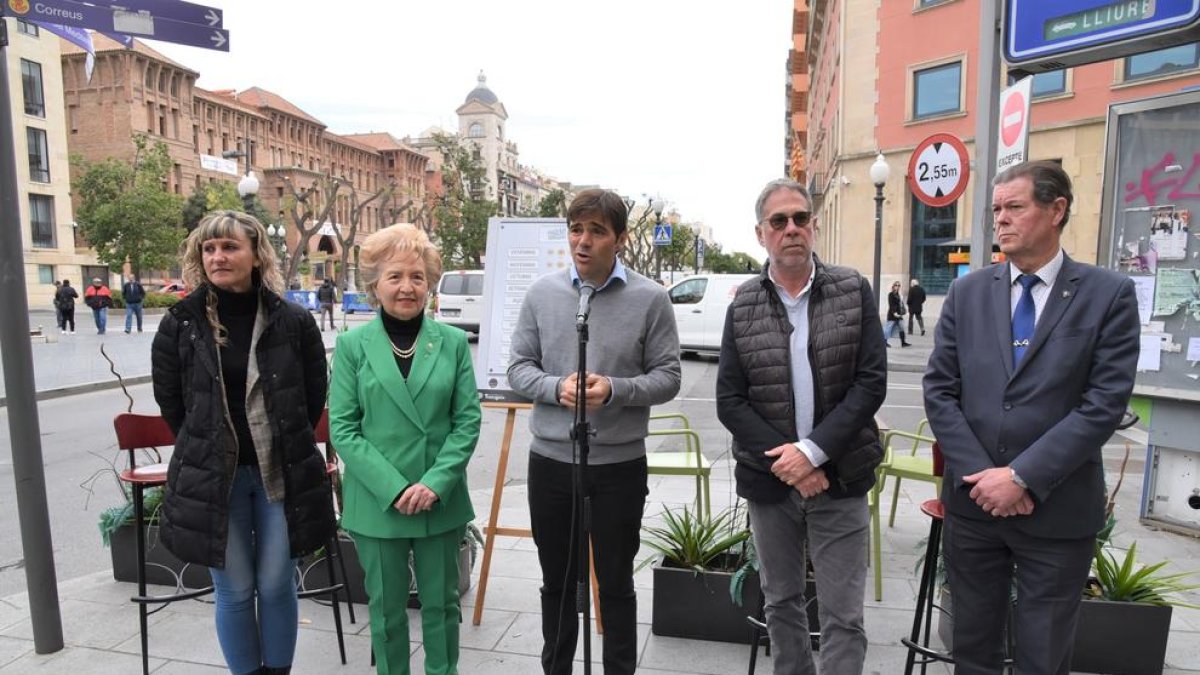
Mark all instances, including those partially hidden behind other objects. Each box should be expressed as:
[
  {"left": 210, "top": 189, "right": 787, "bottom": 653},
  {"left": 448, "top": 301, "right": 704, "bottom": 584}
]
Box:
[{"left": 717, "top": 179, "right": 886, "bottom": 675}]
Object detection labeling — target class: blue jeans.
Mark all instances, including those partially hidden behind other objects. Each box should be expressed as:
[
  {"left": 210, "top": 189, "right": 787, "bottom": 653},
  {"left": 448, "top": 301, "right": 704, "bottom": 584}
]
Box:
[
  {"left": 210, "top": 466, "right": 298, "bottom": 674},
  {"left": 125, "top": 302, "right": 143, "bottom": 332},
  {"left": 92, "top": 307, "right": 107, "bottom": 334}
]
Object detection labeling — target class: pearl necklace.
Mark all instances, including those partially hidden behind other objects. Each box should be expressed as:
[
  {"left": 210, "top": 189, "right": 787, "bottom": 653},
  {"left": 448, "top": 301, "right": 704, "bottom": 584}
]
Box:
[{"left": 390, "top": 339, "right": 416, "bottom": 360}]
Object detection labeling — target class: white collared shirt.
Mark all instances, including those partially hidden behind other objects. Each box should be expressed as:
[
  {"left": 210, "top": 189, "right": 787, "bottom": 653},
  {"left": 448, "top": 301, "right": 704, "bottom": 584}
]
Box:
[
  {"left": 1010, "top": 248, "right": 1064, "bottom": 326},
  {"left": 768, "top": 264, "right": 829, "bottom": 467}
]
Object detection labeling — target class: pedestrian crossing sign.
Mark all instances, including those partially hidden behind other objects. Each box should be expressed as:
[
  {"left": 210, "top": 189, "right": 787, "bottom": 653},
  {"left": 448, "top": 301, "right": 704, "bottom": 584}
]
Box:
[{"left": 654, "top": 224, "right": 673, "bottom": 246}]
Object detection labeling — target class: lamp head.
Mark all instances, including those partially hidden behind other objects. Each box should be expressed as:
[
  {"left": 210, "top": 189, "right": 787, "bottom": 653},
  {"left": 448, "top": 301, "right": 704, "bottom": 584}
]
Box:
[
  {"left": 869, "top": 153, "right": 890, "bottom": 187},
  {"left": 238, "top": 170, "right": 260, "bottom": 198},
  {"left": 651, "top": 198, "right": 666, "bottom": 217}
]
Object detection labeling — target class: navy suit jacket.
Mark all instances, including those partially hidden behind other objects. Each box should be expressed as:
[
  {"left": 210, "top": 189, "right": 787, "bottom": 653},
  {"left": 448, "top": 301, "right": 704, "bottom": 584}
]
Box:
[{"left": 923, "top": 255, "right": 1139, "bottom": 539}]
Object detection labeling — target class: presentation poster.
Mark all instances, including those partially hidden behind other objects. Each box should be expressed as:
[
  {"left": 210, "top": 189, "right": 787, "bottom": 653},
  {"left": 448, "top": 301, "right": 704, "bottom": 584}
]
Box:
[{"left": 476, "top": 217, "right": 571, "bottom": 402}]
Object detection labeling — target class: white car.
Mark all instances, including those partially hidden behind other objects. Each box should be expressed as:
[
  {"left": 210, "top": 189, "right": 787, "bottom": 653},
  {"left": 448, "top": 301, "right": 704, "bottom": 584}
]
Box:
[
  {"left": 435, "top": 270, "right": 485, "bottom": 334},
  {"left": 667, "top": 274, "right": 757, "bottom": 355}
]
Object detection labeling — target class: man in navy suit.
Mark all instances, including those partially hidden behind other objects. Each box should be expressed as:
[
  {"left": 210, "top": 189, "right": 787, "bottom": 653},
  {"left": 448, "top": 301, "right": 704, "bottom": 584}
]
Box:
[{"left": 924, "top": 161, "right": 1139, "bottom": 674}]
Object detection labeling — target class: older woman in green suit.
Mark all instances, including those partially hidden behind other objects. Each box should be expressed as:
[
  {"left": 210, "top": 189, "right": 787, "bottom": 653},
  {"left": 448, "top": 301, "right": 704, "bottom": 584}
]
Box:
[{"left": 329, "top": 224, "right": 481, "bottom": 675}]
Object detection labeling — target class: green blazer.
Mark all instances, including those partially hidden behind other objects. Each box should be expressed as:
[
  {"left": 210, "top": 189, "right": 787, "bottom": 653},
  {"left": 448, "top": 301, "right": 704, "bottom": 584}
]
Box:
[{"left": 329, "top": 315, "right": 481, "bottom": 539}]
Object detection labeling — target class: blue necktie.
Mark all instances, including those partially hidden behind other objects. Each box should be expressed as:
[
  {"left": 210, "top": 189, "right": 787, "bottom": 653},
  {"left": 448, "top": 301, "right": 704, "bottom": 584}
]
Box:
[{"left": 1012, "top": 274, "right": 1039, "bottom": 366}]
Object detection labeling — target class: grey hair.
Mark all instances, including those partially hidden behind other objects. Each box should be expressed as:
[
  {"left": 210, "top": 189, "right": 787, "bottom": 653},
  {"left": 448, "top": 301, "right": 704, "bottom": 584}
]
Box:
[{"left": 754, "top": 179, "right": 811, "bottom": 223}]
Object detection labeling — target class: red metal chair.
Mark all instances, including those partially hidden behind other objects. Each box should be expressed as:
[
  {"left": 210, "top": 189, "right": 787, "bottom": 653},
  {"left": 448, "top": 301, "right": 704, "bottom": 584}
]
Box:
[{"left": 113, "top": 413, "right": 214, "bottom": 675}]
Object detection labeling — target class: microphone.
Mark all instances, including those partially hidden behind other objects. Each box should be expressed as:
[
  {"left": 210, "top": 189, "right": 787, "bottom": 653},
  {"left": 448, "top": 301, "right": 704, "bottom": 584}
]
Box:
[{"left": 576, "top": 282, "right": 596, "bottom": 323}]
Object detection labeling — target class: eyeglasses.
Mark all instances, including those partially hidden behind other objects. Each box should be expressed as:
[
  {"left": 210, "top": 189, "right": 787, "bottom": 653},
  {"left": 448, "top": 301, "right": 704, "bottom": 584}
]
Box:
[{"left": 763, "top": 211, "right": 812, "bottom": 231}]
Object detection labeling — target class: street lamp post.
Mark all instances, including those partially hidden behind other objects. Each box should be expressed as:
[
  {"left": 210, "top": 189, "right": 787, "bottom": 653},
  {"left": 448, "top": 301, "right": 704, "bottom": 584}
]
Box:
[
  {"left": 869, "top": 153, "right": 891, "bottom": 310},
  {"left": 651, "top": 197, "right": 666, "bottom": 283},
  {"left": 266, "top": 222, "right": 287, "bottom": 274},
  {"left": 237, "top": 170, "right": 259, "bottom": 213}
]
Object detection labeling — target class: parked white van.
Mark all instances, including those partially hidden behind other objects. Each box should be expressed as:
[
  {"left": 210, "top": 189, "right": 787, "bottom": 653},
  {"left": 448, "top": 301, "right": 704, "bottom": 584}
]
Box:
[
  {"left": 435, "top": 269, "right": 485, "bottom": 334},
  {"left": 667, "top": 273, "right": 757, "bottom": 354}
]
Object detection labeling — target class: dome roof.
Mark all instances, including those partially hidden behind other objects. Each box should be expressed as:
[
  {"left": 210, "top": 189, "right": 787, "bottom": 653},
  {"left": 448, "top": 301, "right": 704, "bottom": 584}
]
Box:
[{"left": 463, "top": 71, "right": 499, "bottom": 105}]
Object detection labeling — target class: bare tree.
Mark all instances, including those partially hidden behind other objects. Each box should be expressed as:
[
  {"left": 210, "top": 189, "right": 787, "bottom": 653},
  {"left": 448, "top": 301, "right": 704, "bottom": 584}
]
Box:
[
  {"left": 620, "top": 207, "right": 657, "bottom": 276},
  {"left": 332, "top": 181, "right": 393, "bottom": 286},
  {"left": 280, "top": 173, "right": 341, "bottom": 286}
]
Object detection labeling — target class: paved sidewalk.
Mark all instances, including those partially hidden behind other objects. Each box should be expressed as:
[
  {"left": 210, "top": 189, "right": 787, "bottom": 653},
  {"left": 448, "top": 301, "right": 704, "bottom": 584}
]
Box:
[
  {"left": 0, "top": 310, "right": 366, "bottom": 404},
  {"left": 0, "top": 452, "right": 1195, "bottom": 674}
]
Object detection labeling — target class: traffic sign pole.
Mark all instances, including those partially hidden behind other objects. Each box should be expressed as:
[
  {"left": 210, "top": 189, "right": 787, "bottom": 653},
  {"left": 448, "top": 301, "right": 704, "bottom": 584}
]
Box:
[
  {"left": 0, "top": 25, "right": 65, "bottom": 655},
  {"left": 973, "top": 0, "right": 1002, "bottom": 271}
]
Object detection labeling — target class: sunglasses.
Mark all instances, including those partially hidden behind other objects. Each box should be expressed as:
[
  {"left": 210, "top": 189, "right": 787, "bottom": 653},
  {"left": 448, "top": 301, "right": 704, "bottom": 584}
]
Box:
[{"left": 763, "top": 211, "right": 812, "bottom": 231}]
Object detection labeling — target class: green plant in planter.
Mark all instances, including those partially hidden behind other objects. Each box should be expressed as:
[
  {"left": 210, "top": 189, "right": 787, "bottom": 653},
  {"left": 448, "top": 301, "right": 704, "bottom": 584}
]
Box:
[
  {"left": 638, "top": 504, "right": 751, "bottom": 574},
  {"left": 1085, "top": 540, "right": 1200, "bottom": 608},
  {"left": 97, "top": 485, "right": 163, "bottom": 547}
]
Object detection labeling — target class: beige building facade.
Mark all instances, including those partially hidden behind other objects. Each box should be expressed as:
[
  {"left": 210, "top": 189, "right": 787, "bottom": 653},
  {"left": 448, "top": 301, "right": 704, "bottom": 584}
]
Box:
[{"left": 5, "top": 18, "right": 101, "bottom": 311}]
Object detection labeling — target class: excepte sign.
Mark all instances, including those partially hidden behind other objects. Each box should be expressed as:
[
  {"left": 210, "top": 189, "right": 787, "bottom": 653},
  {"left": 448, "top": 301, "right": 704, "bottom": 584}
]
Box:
[
  {"left": 997, "top": 76, "right": 1033, "bottom": 173},
  {"left": 907, "top": 133, "right": 971, "bottom": 208}
]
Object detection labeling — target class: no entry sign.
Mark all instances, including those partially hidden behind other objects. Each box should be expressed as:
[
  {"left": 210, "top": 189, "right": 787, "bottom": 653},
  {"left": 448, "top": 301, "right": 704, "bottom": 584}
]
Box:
[
  {"left": 997, "top": 76, "right": 1033, "bottom": 173},
  {"left": 908, "top": 133, "right": 971, "bottom": 208}
]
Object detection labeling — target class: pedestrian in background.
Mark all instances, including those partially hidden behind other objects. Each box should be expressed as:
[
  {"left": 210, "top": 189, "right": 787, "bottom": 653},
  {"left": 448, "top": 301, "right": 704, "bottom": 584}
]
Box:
[
  {"left": 924, "top": 161, "right": 1139, "bottom": 673},
  {"left": 329, "top": 223, "right": 481, "bottom": 675},
  {"left": 717, "top": 178, "right": 886, "bottom": 675},
  {"left": 508, "top": 189, "right": 681, "bottom": 675},
  {"left": 316, "top": 277, "right": 336, "bottom": 331},
  {"left": 84, "top": 277, "right": 113, "bottom": 334},
  {"left": 152, "top": 210, "right": 334, "bottom": 675},
  {"left": 885, "top": 281, "right": 911, "bottom": 347},
  {"left": 122, "top": 275, "right": 146, "bottom": 333},
  {"left": 907, "top": 278, "right": 927, "bottom": 336},
  {"left": 52, "top": 280, "right": 63, "bottom": 329},
  {"left": 55, "top": 279, "right": 77, "bottom": 333}
]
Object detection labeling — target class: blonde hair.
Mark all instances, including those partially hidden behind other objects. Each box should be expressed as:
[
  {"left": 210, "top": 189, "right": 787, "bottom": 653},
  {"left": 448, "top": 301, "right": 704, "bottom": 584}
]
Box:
[
  {"left": 359, "top": 223, "right": 443, "bottom": 307},
  {"left": 181, "top": 210, "right": 283, "bottom": 346}
]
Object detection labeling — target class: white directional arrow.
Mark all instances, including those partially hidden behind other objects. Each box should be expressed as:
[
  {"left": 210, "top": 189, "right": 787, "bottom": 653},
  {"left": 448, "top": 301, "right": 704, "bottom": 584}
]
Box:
[
  {"left": 210, "top": 31, "right": 226, "bottom": 48},
  {"left": 205, "top": 8, "right": 220, "bottom": 26}
]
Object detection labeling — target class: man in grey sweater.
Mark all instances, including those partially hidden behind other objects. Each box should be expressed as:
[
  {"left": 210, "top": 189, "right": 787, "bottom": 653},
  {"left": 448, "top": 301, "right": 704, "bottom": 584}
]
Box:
[{"left": 508, "top": 188, "right": 681, "bottom": 675}]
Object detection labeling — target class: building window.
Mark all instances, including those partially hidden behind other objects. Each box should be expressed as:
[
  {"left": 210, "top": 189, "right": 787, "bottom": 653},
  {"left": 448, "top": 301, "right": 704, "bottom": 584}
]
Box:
[
  {"left": 20, "top": 59, "right": 45, "bottom": 118},
  {"left": 17, "top": 19, "right": 39, "bottom": 36},
  {"left": 38, "top": 265, "right": 54, "bottom": 284},
  {"left": 468, "top": 122, "right": 484, "bottom": 138},
  {"left": 29, "top": 195, "right": 55, "bottom": 248},
  {"left": 1009, "top": 70, "right": 1067, "bottom": 98},
  {"left": 909, "top": 199, "right": 956, "bottom": 294},
  {"left": 913, "top": 61, "right": 962, "bottom": 119},
  {"left": 27, "top": 127, "right": 50, "bottom": 182},
  {"left": 1125, "top": 43, "right": 1200, "bottom": 81}
]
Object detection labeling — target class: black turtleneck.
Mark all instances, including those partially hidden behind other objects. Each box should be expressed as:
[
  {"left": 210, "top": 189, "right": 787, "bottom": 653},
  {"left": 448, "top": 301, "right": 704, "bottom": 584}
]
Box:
[
  {"left": 381, "top": 309, "right": 422, "bottom": 378},
  {"left": 213, "top": 285, "right": 259, "bottom": 466}
]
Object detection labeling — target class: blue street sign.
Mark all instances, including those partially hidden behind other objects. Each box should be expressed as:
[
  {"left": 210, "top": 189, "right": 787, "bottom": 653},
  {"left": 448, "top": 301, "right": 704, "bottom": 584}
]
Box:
[
  {"left": 3, "top": 0, "right": 230, "bottom": 51},
  {"left": 1004, "top": 0, "right": 1200, "bottom": 72},
  {"left": 654, "top": 224, "right": 673, "bottom": 247},
  {"left": 95, "top": 0, "right": 222, "bottom": 29}
]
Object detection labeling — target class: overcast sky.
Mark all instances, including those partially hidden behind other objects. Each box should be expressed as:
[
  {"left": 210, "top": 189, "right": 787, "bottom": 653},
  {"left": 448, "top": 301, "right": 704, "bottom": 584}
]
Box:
[{"left": 153, "top": 1, "right": 790, "bottom": 256}]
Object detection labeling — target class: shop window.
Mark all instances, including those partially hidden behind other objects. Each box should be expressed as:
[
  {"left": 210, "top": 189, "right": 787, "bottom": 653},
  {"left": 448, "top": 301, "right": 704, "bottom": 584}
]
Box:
[{"left": 909, "top": 199, "right": 956, "bottom": 293}]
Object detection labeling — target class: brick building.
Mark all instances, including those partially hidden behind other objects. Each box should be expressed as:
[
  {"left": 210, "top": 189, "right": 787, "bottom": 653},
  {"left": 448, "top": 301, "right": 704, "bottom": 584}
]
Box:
[
  {"left": 59, "top": 34, "right": 429, "bottom": 287},
  {"left": 798, "top": 0, "right": 1200, "bottom": 298}
]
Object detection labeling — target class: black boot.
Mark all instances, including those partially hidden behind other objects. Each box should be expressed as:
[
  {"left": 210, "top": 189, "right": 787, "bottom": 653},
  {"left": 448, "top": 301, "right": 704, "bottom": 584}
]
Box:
[
  {"left": 263, "top": 668, "right": 291, "bottom": 675},
  {"left": 901, "top": 331, "right": 912, "bottom": 347}
]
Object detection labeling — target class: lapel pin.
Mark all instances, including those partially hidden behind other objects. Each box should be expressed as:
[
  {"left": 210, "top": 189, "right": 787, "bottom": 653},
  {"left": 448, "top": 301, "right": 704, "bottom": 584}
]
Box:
[{"left": 1062, "top": 290, "right": 1071, "bottom": 298}]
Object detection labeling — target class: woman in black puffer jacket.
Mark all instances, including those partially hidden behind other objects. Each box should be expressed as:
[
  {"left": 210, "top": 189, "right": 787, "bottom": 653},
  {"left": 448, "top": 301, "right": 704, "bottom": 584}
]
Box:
[{"left": 151, "top": 210, "right": 334, "bottom": 675}]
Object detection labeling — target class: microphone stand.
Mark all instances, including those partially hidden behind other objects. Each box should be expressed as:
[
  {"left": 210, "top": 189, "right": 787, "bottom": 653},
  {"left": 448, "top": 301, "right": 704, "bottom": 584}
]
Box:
[{"left": 571, "top": 305, "right": 595, "bottom": 675}]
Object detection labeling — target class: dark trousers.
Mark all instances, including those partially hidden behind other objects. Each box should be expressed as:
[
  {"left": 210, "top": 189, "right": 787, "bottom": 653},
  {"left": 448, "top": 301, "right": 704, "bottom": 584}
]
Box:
[
  {"left": 944, "top": 513, "right": 1095, "bottom": 675},
  {"left": 528, "top": 452, "right": 648, "bottom": 675},
  {"left": 320, "top": 302, "right": 334, "bottom": 330},
  {"left": 61, "top": 307, "right": 75, "bottom": 331},
  {"left": 908, "top": 310, "right": 924, "bottom": 335}
]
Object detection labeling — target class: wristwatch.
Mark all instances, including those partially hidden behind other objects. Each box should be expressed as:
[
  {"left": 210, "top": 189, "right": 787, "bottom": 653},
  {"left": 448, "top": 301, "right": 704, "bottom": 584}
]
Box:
[{"left": 1010, "top": 468, "right": 1028, "bottom": 489}]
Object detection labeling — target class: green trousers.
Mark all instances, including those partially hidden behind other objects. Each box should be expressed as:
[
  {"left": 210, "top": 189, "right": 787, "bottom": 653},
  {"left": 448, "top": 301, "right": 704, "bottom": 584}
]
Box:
[{"left": 353, "top": 527, "right": 464, "bottom": 675}]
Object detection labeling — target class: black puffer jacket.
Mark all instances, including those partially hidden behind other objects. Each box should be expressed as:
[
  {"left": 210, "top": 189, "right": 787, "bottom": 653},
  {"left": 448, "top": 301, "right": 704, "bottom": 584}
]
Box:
[
  {"left": 151, "top": 285, "right": 334, "bottom": 568},
  {"left": 716, "top": 258, "right": 888, "bottom": 502}
]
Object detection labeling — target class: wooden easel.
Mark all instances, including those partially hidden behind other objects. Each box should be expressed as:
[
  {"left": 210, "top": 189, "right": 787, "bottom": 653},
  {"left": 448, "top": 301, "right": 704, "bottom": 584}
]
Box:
[
  {"left": 472, "top": 402, "right": 533, "bottom": 626},
  {"left": 472, "top": 401, "right": 602, "bottom": 632}
]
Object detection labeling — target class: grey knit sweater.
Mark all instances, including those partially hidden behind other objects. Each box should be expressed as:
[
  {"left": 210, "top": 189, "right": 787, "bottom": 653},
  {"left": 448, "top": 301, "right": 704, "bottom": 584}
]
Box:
[{"left": 507, "top": 268, "right": 681, "bottom": 464}]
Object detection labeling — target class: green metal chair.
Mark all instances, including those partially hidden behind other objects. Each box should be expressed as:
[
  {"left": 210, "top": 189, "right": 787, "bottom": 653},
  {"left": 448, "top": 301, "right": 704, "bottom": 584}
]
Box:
[
  {"left": 879, "top": 421, "right": 941, "bottom": 528},
  {"left": 647, "top": 413, "right": 712, "bottom": 517},
  {"left": 869, "top": 465, "right": 884, "bottom": 601}
]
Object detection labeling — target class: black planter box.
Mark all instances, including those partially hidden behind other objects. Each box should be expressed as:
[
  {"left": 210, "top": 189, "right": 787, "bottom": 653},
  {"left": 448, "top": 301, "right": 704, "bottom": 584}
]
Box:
[
  {"left": 652, "top": 559, "right": 761, "bottom": 644},
  {"left": 1071, "top": 599, "right": 1172, "bottom": 675},
  {"left": 109, "top": 523, "right": 211, "bottom": 589}
]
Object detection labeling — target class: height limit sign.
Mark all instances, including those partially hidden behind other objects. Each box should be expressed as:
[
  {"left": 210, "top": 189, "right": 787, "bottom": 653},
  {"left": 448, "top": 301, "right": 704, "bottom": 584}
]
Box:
[
  {"left": 996, "top": 76, "right": 1032, "bottom": 174},
  {"left": 907, "top": 133, "right": 970, "bottom": 208}
]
